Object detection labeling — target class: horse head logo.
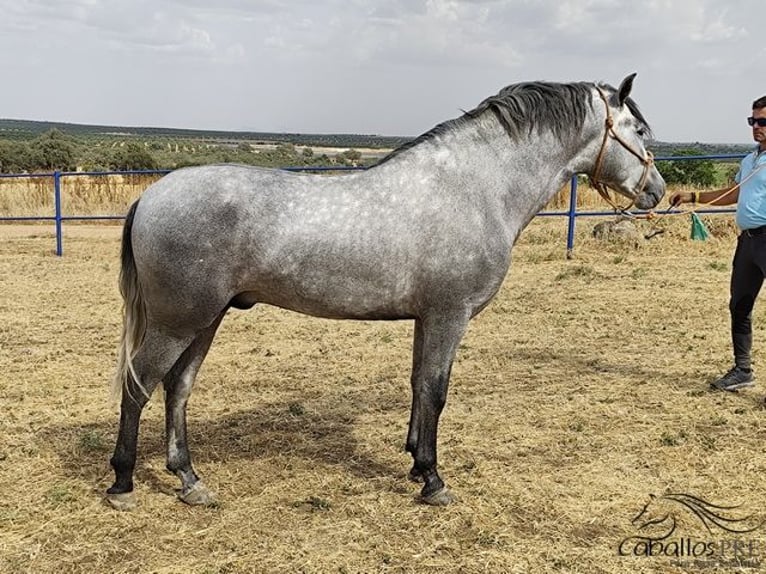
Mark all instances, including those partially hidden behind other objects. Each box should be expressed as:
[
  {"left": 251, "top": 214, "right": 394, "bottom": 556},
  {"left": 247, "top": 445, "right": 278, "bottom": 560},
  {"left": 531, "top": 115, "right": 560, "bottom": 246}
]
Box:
[{"left": 632, "top": 493, "right": 762, "bottom": 539}]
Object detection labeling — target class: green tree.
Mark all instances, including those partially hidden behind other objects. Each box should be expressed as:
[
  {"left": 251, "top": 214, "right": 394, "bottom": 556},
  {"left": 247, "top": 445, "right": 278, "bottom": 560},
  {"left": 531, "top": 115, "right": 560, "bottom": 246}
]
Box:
[
  {"left": 110, "top": 142, "right": 158, "bottom": 171},
  {"left": 656, "top": 149, "right": 717, "bottom": 187},
  {"left": 343, "top": 149, "right": 362, "bottom": 162},
  {"left": 29, "top": 129, "right": 76, "bottom": 171},
  {"left": 78, "top": 146, "right": 115, "bottom": 171},
  {"left": 720, "top": 162, "right": 740, "bottom": 185},
  {"left": 0, "top": 140, "right": 34, "bottom": 173}
]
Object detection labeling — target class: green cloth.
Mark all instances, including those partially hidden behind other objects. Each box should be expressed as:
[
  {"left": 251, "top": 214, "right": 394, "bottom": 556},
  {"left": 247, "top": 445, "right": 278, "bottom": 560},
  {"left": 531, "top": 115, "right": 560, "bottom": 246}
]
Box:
[{"left": 690, "top": 212, "right": 710, "bottom": 241}]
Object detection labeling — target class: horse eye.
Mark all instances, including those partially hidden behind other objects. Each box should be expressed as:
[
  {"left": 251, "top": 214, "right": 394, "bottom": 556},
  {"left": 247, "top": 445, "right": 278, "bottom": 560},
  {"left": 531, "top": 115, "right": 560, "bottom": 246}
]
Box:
[{"left": 636, "top": 127, "right": 647, "bottom": 138}]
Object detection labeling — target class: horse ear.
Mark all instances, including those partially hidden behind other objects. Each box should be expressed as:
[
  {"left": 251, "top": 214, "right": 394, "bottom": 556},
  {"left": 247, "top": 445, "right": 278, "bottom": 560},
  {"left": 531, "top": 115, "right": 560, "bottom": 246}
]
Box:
[{"left": 617, "top": 73, "right": 637, "bottom": 105}]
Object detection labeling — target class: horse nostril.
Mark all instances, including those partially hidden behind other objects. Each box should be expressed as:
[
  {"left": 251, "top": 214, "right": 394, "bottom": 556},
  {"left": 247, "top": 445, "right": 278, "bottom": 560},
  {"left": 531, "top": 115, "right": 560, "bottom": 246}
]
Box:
[{"left": 635, "top": 191, "right": 658, "bottom": 210}]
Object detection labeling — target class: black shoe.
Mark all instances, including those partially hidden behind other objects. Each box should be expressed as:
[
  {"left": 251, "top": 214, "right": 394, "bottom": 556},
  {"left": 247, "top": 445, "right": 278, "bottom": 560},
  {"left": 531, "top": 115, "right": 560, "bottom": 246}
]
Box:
[{"left": 710, "top": 367, "right": 755, "bottom": 392}]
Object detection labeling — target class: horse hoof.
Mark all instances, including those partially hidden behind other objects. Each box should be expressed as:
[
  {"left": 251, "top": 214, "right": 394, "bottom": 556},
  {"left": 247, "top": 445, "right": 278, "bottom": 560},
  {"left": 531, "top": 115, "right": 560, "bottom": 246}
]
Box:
[
  {"left": 178, "top": 481, "right": 217, "bottom": 506},
  {"left": 106, "top": 491, "right": 137, "bottom": 511},
  {"left": 420, "top": 487, "right": 455, "bottom": 506}
]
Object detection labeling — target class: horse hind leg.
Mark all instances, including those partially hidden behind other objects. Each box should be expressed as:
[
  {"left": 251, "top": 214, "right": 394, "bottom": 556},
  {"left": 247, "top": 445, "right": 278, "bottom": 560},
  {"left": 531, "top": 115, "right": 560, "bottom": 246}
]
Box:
[
  {"left": 163, "top": 311, "right": 226, "bottom": 506},
  {"left": 106, "top": 327, "right": 193, "bottom": 511}
]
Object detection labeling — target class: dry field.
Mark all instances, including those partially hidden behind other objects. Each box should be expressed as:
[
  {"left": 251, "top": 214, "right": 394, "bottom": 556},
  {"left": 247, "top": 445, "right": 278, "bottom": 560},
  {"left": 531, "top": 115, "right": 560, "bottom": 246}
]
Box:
[
  {"left": 0, "top": 174, "right": 164, "bottom": 220},
  {"left": 2, "top": 210, "right": 766, "bottom": 574}
]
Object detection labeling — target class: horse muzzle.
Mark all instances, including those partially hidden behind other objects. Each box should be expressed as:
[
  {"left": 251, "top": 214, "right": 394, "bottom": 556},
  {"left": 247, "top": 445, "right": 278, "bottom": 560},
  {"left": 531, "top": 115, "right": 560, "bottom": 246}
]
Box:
[{"left": 633, "top": 171, "right": 666, "bottom": 210}]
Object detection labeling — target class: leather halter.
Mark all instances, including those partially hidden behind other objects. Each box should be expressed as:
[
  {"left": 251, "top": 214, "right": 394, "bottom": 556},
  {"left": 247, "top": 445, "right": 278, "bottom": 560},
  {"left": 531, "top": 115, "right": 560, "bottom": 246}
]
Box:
[{"left": 589, "top": 86, "right": 654, "bottom": 212}]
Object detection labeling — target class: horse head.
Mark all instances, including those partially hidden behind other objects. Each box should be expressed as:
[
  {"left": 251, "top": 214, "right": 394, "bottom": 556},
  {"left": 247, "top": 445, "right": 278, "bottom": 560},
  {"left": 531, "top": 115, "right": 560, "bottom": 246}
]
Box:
[{"left": 589, "top": 73, "right": 666, "bottom": 211}]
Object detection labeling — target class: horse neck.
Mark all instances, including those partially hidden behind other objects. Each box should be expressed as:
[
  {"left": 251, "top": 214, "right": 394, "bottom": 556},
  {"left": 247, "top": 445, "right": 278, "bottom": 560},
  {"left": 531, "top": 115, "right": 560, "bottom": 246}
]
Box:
[
  {"left": 395, "top": 117, "right": 572, "bottom": 175},
  {"left": 397, "top": 115, "right": 599, "bottom": 226}
]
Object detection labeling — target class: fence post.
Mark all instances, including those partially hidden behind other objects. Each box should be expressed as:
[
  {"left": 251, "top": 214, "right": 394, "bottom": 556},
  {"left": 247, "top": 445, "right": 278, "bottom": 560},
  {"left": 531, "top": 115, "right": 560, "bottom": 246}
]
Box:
[
  {"left": 565, "top": 175, "right": 578, "bottom": 259},
  {"left": 54, "top": 171, "right": 63, "bottom": 256}
]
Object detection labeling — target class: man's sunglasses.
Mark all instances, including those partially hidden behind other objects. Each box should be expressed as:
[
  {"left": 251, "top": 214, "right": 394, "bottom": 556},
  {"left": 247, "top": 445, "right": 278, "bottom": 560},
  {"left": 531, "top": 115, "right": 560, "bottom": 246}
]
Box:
[{"left": 747, "top": 117, "right": 766, "bottom": 127}]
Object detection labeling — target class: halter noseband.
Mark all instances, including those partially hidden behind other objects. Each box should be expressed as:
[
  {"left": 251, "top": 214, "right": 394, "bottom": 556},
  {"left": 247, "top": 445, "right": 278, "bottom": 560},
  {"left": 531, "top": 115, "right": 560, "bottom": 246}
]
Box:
[{"left": 589, "top": 86, "right": 654, "bottom": 214}]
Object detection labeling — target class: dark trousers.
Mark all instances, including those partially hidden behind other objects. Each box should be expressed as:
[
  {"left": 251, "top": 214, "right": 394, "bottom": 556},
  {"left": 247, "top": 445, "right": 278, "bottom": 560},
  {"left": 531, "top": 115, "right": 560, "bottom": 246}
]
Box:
[{"left": 729, "top": 229, "right": 766, "bottom": 369}]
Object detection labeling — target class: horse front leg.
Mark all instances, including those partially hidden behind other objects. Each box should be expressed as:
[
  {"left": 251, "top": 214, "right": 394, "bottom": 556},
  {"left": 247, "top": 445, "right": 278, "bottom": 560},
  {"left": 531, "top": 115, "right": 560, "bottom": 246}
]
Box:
[
  {"left": 406, "top": 318, "right": 425, "bottom": 483},
  {"left": 408, "top": 312, "right": 469, "bottom": 506},
  {"left": 163, "top": 312, "right": 224, "bottom": 506}
]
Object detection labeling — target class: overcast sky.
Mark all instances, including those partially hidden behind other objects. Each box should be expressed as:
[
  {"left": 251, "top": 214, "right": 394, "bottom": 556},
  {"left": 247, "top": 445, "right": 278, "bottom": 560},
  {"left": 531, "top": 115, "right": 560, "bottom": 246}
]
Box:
[{"left": 0, "top": 0, "right": 762, "bottom": 144}]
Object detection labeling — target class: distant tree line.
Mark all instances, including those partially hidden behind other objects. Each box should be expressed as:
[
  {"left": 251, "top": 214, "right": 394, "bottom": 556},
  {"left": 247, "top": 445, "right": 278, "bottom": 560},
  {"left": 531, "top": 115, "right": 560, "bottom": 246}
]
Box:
[
  {"left": 0, "top": 129, "right": 380, "bottom": 174},
  {"left": 0, "top": 129, "right": 158, "bottom": 173},
  {"left": 0, "top": 127, "right": 748, "bottom": 187},
  {"left": 0, "top": 118, "right": 410, "bottom": 149}
]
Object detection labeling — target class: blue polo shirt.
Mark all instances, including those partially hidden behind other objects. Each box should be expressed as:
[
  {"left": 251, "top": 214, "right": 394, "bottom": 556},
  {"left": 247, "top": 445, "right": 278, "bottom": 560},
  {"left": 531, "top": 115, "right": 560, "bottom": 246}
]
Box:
[{"left": 735, "top": 147, "right": 766, "bottom": 230}]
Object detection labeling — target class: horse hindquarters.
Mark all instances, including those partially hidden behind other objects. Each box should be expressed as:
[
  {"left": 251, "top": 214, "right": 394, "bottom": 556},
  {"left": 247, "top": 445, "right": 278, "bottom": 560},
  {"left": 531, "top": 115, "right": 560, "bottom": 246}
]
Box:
[{"left": 107, "top": 199, "right": 213, "bottom": 509}]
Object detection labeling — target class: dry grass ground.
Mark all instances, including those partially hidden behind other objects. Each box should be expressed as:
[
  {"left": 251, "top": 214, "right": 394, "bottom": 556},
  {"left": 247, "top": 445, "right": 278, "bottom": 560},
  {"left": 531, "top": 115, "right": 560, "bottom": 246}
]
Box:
[{"left": 2, "top": 213, "right": 766, "bottom": 574}]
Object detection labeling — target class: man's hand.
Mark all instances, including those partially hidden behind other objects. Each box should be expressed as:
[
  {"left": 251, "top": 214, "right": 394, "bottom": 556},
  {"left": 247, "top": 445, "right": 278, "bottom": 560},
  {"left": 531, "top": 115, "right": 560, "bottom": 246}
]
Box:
[{"left": 669, "top": 191, "right": 693, "bottom": 207}]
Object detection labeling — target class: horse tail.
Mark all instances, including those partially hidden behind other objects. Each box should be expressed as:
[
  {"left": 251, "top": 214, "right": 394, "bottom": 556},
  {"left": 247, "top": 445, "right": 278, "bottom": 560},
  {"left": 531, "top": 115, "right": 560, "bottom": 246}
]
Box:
[{"left": 112, "top": 199, "right": 148, "bottom": 402}]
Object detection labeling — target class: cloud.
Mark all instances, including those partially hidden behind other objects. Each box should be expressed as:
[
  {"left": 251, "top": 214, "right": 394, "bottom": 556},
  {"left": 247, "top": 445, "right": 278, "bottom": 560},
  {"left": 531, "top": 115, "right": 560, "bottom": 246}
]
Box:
[{"left": 0, "top": 0, "right": 762, "bottom": 142}]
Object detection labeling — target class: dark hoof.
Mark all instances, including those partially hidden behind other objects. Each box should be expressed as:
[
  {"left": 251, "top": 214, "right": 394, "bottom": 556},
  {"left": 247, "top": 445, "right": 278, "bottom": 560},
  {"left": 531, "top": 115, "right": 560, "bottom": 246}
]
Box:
[
  {"left": 420, "top": 487, "right": 455, "bottom": 506},
  {"left": 105, "top": 491, "right": 137, "bottom": 511},
  {"left": 178, "top": 481, "right": 217, "bottom": 506}
]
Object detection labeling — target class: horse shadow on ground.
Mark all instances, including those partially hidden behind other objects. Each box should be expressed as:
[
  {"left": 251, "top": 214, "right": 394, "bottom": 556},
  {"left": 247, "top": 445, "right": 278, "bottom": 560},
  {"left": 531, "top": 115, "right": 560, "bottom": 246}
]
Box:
[
  {"left": 39, "top": 389, "right": 405, "bottom": 495},
  {"left": 503, "top": 346, "right": 766, "bottom": 409},
  {"left": 504, "top": 346, "right": 665, "bottom": 380}
]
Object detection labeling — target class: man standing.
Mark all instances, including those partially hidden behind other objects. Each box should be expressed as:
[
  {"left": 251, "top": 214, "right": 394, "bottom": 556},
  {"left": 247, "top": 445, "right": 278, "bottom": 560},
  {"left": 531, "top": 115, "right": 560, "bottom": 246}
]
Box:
[{"left": 670, "top": 96, "right": 766, "bottom": 391}]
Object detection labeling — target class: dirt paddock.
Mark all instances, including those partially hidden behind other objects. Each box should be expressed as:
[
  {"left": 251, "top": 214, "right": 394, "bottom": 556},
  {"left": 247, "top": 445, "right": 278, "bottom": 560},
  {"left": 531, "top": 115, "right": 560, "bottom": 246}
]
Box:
[{"left": 2, "top": 215, "right": 766, "bottom": 573}]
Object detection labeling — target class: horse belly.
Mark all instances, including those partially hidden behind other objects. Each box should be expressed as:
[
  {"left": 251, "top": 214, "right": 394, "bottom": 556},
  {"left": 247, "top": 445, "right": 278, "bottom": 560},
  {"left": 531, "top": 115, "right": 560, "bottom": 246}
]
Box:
[{"left": 240, "top": 265, "right": 418, "bottom": 320}]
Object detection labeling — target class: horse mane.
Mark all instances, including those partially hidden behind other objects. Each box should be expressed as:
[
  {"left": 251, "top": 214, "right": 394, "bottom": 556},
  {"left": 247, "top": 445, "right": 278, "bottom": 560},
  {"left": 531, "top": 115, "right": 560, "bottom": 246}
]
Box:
[
  {"left": 377, "top": 80, "right": 651, "bottom": 165},
  {"left": 469, "top": 81, "right": 595, "bottom": 141}
]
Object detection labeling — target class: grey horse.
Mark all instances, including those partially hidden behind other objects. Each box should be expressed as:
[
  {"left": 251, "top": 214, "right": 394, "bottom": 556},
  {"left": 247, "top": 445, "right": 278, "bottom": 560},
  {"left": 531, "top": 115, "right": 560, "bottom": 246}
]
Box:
[{"left": 106, "top": 74, "right": 665, "bottom": 510}]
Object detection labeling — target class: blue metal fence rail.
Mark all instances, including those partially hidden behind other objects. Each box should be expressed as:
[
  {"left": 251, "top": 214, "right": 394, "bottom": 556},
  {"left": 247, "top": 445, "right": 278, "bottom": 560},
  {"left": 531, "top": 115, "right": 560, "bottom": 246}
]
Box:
[{"left": 0, "top": 154, "right": 747, "bottom": 256}]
